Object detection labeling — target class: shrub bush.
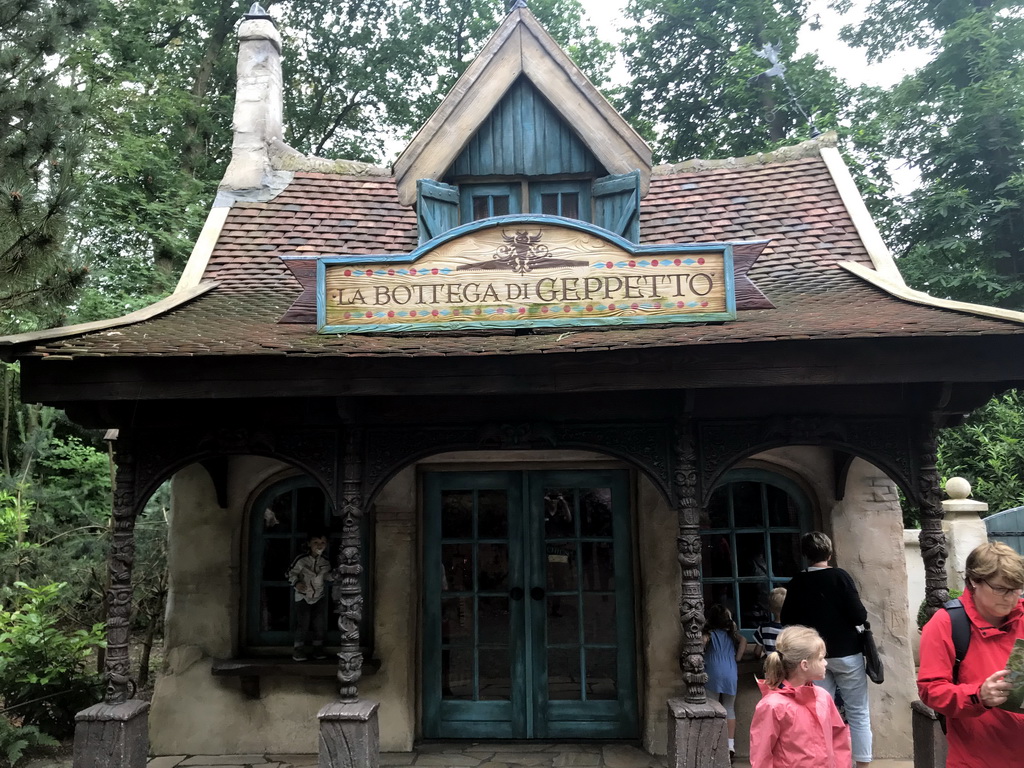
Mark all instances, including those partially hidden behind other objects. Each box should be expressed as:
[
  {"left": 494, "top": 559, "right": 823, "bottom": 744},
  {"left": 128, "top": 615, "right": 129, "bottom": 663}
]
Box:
[
  {"left": 0, "top": 716, "right": 58, "bottom": 767},
  {"left": 0, "top": 582, "right": 104, "bottom": 738},
  {"left": 917, "top": 588, "right": 964, "bottom": 631}
]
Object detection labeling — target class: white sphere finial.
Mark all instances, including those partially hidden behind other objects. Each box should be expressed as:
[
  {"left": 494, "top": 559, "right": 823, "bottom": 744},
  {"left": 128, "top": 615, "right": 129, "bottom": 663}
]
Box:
[{"left": 945, "top": 476, "right": 972, "bottom": 500}]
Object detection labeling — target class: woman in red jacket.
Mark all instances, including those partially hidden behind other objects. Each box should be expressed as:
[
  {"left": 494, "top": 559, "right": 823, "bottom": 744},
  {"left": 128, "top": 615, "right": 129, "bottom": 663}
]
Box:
[{"left": 917, "top": 541, "right": 1024, "bottom": 768}]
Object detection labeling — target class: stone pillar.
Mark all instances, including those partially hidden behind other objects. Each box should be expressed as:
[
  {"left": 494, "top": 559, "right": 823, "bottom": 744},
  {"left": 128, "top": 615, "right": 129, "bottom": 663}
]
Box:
[
  {"left": 73, "top": 701, "right": 150, "bottom": 768},
  {"left": 74, "top": 437, "right": 150, "bottom": 768},
  {"left": 667, "top": 421, "right": 727, "bottom": 767},
  {"left": 320, "top": 427, "right": 379, "bottom": 768},
  {"left": 941, "top": 477, "right": 988, "bottom": 591},
  {"left": 916, "top": 422, "right": 949, "bottom": 617},
  {"left": 667, "top": 699, "right": 730, "bottom": 768},
  {"left": 318, "top": 700, "right": 380, "bottom": 768}
]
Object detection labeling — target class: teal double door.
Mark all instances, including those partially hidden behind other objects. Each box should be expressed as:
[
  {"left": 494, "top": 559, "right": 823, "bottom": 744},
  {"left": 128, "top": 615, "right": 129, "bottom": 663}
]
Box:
[{"left": 423, "top": 470, "right": 638, "bottom": 739}]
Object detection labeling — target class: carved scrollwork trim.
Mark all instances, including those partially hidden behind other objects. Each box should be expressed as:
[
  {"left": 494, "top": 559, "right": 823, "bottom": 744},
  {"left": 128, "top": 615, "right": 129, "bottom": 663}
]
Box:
[{"left": 698, "top": 417, "right": 915, "bottom": 504}]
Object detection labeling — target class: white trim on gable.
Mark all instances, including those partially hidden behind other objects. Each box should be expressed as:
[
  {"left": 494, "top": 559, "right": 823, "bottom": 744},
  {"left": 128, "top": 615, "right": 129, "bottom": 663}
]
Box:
[{"left": 393, "top": 7, "right": 651, "bottom": 207}]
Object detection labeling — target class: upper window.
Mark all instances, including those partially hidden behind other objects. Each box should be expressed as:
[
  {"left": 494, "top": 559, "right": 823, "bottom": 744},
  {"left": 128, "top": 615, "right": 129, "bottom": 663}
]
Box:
[
  {"left": 700, "top": 470, "right": 811, "bottom": 636},
  {"left": 246, "top": 476, "right": 372, "bottom": 652}
]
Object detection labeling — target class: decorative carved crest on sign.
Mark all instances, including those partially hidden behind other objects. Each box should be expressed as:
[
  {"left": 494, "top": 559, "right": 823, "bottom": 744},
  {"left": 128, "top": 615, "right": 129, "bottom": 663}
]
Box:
[{"left": 457, "top": 230, "right": 589, "bottom": 275}]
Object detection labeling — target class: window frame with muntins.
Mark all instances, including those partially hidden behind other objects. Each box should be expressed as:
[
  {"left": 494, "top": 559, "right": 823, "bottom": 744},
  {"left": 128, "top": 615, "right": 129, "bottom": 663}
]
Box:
[
  {"left": 700, "top": 469, "right": 812, "bottom": 639},
  {"left": 245, "top": 475, "right": 373, "bottom": 655}
]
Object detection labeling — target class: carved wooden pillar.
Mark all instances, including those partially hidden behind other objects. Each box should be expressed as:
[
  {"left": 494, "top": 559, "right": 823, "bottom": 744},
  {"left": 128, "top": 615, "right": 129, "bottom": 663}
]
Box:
[
  {"left": 667, "top": 420, "right": 728, "bottom": 768},
  {"left": 674, "top": 422, "right": 707, "bottom": 703},
  {"left": 106, "top": 440, "right": 139, "bottom": 703},
  {"left": 917, "top": 419, "right": 949, "bottom": 618},
  {"left": 320, "top": 426, "right": 379, "bottom": 768},
  {"left": 74, "top": 435, "right": 149, "bottom": 768},
  {"left": 334, "top": 427, "right": 364, "bottom": 700}
]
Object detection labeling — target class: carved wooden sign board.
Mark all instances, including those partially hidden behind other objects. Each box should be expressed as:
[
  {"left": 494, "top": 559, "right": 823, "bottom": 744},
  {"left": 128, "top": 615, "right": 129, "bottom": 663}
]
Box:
[{"left": 308, "top": 217, "right": 740, "bottom": 334}]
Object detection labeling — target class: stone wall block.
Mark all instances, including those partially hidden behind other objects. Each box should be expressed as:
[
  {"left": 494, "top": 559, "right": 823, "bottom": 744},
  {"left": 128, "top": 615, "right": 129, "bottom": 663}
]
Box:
[{"left": 73, "top": 700, "right": 150, "bottom": 768}]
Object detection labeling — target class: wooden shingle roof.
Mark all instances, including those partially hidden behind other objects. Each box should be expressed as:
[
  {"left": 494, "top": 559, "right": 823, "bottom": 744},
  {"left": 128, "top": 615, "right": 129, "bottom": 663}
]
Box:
[{"left": 9, "top": 143, "right": 1024, "bottom": 363}]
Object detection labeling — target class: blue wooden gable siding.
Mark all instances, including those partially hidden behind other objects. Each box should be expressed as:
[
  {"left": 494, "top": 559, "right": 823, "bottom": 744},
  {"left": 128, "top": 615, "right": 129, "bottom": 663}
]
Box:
[{"left": 450, "top": 77, "right": 602, "bottom": 178}]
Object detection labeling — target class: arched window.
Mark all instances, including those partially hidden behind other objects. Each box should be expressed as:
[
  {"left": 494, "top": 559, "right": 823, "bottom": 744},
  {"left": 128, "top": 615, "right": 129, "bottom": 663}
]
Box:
[
  {"left": 701, "top": 470, "right": 812, "bottom": 636},
  {"left": 246, "top": 476, "right": 372, "bottom": 652}
]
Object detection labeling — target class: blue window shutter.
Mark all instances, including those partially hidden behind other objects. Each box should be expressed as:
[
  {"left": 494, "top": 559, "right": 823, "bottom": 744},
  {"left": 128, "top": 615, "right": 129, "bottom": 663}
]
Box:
[
  {"left": 417, "top": 179, "right": 460, "bottom": 244},
  {"left": 593, "top": 170, "right": 641, "bottom": 243}
]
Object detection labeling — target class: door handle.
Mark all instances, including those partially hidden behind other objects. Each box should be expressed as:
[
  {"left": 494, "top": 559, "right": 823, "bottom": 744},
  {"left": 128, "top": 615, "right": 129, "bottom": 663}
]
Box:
[
  {"left": 530, "top": 586, "right": 545, "bottom": 601},
  {"left": 509, "top": 587, "right": 524, "bottom": 601}
]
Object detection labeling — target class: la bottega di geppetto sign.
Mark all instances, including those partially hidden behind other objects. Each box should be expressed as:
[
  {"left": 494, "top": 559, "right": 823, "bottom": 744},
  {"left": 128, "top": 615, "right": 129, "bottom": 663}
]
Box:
[{"left": 310, "top": 217, "right": 737, "bottom": 334}]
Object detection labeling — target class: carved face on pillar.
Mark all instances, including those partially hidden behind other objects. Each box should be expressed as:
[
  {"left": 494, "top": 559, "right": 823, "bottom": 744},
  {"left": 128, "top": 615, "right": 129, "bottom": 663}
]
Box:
[
  {"left": 337, "top": 545, "right": 362, "bottom": 575},
  {"left": 677, "top": 536, "right": 701, "bottom": 569},
  {"left": 337, "top": 650, "right": 362, "bottom": 680}
]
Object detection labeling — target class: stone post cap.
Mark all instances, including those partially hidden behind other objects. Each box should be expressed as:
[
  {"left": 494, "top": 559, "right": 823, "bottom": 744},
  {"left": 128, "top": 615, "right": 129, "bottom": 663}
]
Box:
[
  {"left": 942, "top": 476, "right": 988, "bottom": 517},
  {"left": 945, "top": 477, "right": 972, "bottom": 499}
]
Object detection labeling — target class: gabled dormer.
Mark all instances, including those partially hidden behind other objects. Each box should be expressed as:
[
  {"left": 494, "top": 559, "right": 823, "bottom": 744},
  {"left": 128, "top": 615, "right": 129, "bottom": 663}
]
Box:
[{"left": 394, "top": 5, "right": 652, "bottom": 244}]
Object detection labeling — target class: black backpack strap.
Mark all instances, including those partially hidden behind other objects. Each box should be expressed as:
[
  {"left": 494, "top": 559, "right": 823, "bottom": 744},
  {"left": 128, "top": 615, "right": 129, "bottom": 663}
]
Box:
[
  {"left": 936, "top": 598, "right": 971, "bottom": 736},
  {"left": 944, "top": 598, "right": 971, "bottom": 683}
]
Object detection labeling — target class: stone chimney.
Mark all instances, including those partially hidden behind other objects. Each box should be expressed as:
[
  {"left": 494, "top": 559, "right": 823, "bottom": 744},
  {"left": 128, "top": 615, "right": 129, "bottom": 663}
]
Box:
[{"left": 221, "top": 3, "right": 283, "bottom": 192}]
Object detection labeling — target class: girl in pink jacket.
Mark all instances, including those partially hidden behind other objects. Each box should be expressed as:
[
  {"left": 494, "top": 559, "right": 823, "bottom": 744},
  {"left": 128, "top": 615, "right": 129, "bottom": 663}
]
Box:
[{"left": 749, "top": 626, "right": 852, "bottom": 768}]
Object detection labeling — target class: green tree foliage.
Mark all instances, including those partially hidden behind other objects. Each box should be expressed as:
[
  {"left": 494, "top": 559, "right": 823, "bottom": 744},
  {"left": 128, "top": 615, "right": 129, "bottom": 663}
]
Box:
[
  {"left": 0, "top": 0, "right": 92, "bottom": 333},
  {"left": 0, "top": 582, "right": 104, "bottom": 738},
  {"left": 938, "top": 390, "right": 1024, "bottom": 515},
  {"left": 66, "top": 0, "right": 613, "bottom": 311},
  {"left": 619, "top": 0, "right": 851, "bottom": 162},
  {"left": 841, "top": 0, "right": 1024, "bottom": 309}
]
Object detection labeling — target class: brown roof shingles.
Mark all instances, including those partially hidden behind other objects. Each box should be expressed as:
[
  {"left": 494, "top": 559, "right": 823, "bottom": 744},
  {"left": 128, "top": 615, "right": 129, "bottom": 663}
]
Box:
[{"left": 21, "top": 154, "right": 1024, "bottom": 360}]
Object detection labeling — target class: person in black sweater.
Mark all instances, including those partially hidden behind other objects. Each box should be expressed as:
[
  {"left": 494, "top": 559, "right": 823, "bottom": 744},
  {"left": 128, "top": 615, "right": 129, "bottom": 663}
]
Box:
[{"left": 780, "top": 531, "right": 872, "bottom": 767}]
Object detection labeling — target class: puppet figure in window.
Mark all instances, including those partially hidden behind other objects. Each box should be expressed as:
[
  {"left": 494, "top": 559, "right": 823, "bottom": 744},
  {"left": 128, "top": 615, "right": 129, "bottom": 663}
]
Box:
[{"left": 286, "top": 533, "right": 332, "bottom": 661}]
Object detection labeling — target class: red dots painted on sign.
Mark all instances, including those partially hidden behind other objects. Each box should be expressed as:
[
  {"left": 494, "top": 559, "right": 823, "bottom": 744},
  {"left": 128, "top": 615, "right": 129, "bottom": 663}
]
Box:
[{"left": 698, "top": 258, "right": 706, "bottom": 265}]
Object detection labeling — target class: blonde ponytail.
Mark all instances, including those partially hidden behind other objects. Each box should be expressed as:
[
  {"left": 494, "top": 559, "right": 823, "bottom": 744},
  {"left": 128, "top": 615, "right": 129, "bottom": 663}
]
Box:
[
  {"left": 764, "top": 650, "right": 787, "bottom": 687},
  {"left": 763, "top": 625, "right": 824, "bottom": 687}
]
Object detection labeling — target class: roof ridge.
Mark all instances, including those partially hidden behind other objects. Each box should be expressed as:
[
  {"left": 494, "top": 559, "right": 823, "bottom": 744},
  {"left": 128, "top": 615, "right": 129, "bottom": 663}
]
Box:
[
  {"left": 653, "top": 132, "right": 837, "bottom": 175},
  {"left": 269, "top": 139, "right": 391, "bottom": 177}
]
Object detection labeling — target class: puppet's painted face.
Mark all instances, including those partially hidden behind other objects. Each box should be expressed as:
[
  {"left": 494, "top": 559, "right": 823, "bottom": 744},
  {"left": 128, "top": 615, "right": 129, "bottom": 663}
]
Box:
[{"left": 310, "top": 537, "right": 327, "bottom": 556}]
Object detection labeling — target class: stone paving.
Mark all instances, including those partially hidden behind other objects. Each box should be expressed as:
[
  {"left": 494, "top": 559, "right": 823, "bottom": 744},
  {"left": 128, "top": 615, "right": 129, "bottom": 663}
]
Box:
[{"left": 23, "top": 743, "right": 917, "bottom": 768}]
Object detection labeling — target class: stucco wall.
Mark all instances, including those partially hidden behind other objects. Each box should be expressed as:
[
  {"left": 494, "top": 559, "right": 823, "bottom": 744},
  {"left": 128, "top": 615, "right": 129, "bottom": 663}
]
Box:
[
  {"left": 830, "top": 457, "right": 915, "bottom": 759},
  {"left": 150, "top": 449, "right": 915, "bottom": 759}
]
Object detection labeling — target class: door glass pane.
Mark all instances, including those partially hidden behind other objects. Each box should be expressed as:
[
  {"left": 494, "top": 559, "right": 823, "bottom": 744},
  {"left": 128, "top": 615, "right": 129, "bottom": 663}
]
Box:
[
  {"left": 580, "top": 488, "right": 612, "bottom": 536},
  {"left": 732, "top": 482, "right": 762, "bottom": 527},
  {"left": 739, "top": 581, "right": 771, "bottom": 630},
  {"left": 544, "top": 489, "right": 575, "bottom": 537},
  {"left": 260, "top": 586, "right": 291, "bottom": 632},
  {"left": 546, "top": 542, "right": 578, "bottom": 591},
  {"left": 585, "top": 648, "right": 617, "bottom": 700},
  {"left": 583, "top": 593, "right": 616, "bottom": 644},
  {"left": 441, "top": 597, "right": 473, "bottom": 644},
  {"left": 581, "top": 542, "right": 614, "bottom": 590},
  {"left": 541, "top": 193, "right": 559, "bottom": 215},
  {"left": 264, "top": 496, "right": 291, "bottom": 530},
  {"left": 478, "top": 596, "right": 510, "bottom": 644},
  {"left": 441, "top": 491, "right": 473, "bottom": 538},
  {"left": 547, "top": 596, "right": 580, "bottom": 644},
  {"left": 479, "top": 647, "right": 510, "bottom": 700},
  {"left": 262, "top": 538, "right": 292, "bottom": 580},
  {"left": 560, "top": 194, "right": 579, "bottom": 219},
  {"left": 702, "top": 533, "right": 734, "bottom": 578},
  {"left": 472, "top": 196, "right": 489, "bottom": 220},
  {"left": 770, "top": 532, "right": 801, "bottom": 578},
  {"left": 478, "top": 490, "right": 508, "bottom": 538},
  {"left": 442, "top": 543, "right": 473, "bottom": 591},
  {"left": 705, "top": 487, "right": 729, "bottom": 529},
  {"left": 443, "top": 648, "right": 474, "bottom": 699},
  {"left": 736, "top": 533, "right": 768, "bottom": 577},
  {"left": 548, "top": 647, "right": 581, "bottom": 700},
  {"left": 704, "top": 583, "right": 736, "bottom": 619},
  {"left": 478, "top": 543, "right": 509, "bottom": 592},
  {"left": 766, "top": 484, "right": 799, "bottom": 526},
  {"left": 492, "top": 196, "right": 510, "bottom": 216}
]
